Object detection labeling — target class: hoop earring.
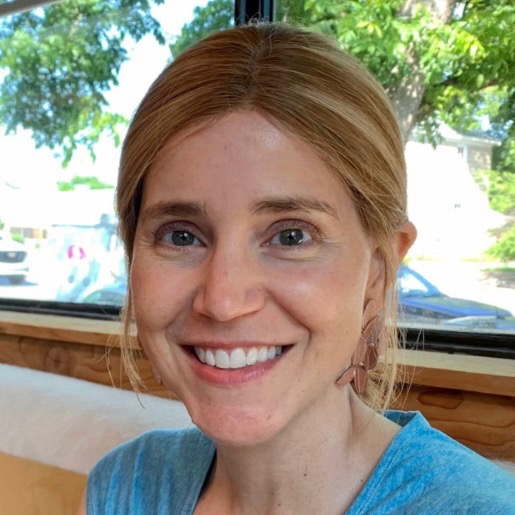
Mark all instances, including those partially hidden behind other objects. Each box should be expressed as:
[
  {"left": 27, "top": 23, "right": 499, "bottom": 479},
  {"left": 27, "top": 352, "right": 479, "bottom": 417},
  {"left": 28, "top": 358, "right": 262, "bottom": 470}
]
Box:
[{"left": 336, "top": 300, "right": 383, "bottom": 394}]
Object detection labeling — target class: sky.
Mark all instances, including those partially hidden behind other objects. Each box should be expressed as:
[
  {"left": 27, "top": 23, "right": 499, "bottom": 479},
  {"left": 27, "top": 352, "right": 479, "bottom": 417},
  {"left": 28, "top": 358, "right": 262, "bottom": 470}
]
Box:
[{"left": 0, "top": 0, "right": 210, "bottom": 192}]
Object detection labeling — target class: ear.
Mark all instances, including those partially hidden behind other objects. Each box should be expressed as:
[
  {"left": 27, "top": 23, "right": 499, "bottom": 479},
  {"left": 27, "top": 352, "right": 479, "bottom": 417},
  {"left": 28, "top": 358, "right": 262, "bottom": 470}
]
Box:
[
  {"left": 364, "top": 246, "right": 387, "bottom": 308},
  {"left": 364, "top": 221, "right": 417, "bottom": 307},
  {"left": 394, "top": 221, "right": 417, "bottom": 266}
]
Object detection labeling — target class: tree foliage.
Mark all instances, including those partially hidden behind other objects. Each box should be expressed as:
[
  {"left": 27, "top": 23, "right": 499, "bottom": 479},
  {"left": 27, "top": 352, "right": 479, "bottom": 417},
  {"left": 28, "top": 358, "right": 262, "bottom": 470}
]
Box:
[
  {"left": 169, "top": 0, "right": 233, "bottom": 58},
  {"left": 164, "top": 0, "right": 515, "bottom": 171},
  {"left": 488, "top": 223, "right": 515, "bottom": 262},
  {"left": 57, "top": 175, "right": 114, "bottom": 191},
  {"left": 276, "top": 0, "right": 514, "bottom": 165},
  {"left": 0, "top": 0, "right": 513, "bottom": 173},
  {"left": 0, "top": 0, "right": 165, "bottom": 165}
]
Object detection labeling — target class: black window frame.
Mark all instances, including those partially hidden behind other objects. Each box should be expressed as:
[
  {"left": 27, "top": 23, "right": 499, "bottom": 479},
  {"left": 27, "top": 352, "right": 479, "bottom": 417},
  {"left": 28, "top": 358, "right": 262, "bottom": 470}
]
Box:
[{"left": 235, "top": 0, "right": 274, "bottom": 24}]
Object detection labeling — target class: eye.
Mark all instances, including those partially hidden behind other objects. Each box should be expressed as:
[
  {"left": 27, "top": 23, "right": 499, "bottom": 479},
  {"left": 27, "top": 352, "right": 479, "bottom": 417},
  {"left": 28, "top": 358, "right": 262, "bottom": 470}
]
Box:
[
  {"left": 161, "top": 229, "right": 202, "bottom": 247},
  {"left": 270, "top": 227, "right": 313, "bottom": 246}
]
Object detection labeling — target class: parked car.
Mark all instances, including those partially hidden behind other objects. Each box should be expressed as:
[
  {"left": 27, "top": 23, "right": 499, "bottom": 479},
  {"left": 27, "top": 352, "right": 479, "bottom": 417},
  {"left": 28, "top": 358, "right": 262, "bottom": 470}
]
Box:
[
  {"left": 0, "top": 233, "right": 29, "bottom": 285},
  {"left": 79, "top": 282, "right": 127, "bottom": 305},
  {"left": 397, "top": 265, "right": 512, "bottom": 323}
]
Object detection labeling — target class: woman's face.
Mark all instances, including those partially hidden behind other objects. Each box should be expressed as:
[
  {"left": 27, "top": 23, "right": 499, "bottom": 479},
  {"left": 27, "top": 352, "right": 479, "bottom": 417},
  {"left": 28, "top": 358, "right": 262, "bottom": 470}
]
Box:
[{"left": 131, "top": 111, "right": 385, "bottom": 446}]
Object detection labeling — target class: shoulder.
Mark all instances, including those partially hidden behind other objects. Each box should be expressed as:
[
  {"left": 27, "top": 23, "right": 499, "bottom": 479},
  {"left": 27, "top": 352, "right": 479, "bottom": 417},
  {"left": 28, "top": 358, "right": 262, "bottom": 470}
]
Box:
[
  {"left": 350, "top": 411, "right": 515, "bottom": 514},
  {"left": 87, "top": 426, "right": 215, "bottom": 514}
]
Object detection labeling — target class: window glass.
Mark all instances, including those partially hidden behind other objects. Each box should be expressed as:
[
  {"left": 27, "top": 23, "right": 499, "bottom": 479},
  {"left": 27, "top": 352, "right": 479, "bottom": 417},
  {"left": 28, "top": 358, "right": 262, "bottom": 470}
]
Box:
[
  {"left": 0, "top": 0, "right": 234, "bottom": 306},
  {"left": 1, "top": 0, "right": 514, "bottom": 347},
  {"left": 272, "top": 0, "right": 514, "bottom": 338}
]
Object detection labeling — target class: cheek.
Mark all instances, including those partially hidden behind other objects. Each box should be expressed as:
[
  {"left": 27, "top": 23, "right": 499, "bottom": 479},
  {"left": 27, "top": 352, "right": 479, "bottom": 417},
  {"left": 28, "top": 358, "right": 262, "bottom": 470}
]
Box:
[
  {"left": 269, "top": 257, "right": 367, "bottom": 341},
  {"left": 130, "top": 256, "right": 192, "bottom": 331}
]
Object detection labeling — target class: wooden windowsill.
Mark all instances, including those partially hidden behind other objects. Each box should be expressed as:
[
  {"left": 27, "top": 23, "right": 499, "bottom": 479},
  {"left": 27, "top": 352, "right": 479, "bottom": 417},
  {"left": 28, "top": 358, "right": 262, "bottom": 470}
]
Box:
[
  {"left": 0, "top": 310, "right": 123, "bottom": 347},
  {"left": 1, "top": 310, "right": 514, "bottom": 397},
  {"left": 398, "top": 349, "right": 515, "bottom": 397}
]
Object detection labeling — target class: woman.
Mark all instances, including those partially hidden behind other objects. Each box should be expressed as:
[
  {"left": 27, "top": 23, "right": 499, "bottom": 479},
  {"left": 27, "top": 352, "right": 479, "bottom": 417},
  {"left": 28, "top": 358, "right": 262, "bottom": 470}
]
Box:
[{"left": 81, "top": 23, "right": 515, "bottom": 514}]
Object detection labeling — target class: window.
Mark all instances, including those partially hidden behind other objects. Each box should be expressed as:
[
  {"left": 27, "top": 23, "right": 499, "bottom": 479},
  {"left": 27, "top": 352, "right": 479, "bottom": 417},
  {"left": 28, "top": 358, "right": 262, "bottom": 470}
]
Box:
[
  {"left": 271, "top": 0, "right": 515, "bottom": 357},
  {"left": 0, "top": 0, "right": 235, "bottom": 315},
  {"left": 0, "top": 0, "right": 513, "bottom": 358}
]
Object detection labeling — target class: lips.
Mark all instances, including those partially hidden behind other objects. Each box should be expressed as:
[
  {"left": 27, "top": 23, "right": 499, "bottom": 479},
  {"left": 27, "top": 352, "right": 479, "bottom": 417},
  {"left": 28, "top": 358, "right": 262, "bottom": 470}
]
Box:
[{"left": 194, "top": 345, "right": 284, "bottom": 369}]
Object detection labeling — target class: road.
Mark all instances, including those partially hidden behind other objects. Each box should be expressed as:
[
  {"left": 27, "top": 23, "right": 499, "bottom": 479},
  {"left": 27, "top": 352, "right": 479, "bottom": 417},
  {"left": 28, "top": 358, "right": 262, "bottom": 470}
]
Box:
[
  {"left": 409, "top": 260, "right": 515, "bottom": 315},
  {"left": 0, "top": 276, "right": 59, "bottom": 302},
  {"left": 0, "top": 249, "right": 69, "bottom": 302}
]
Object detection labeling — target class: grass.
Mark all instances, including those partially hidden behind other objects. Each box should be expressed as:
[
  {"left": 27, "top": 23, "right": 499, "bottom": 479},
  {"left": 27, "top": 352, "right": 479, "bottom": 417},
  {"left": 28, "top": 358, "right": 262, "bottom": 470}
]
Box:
[
  {"left": 482, "top": 266, "right": 515, "bottom": 274},
  {"left": 481, "top": 265, "right": 515, "bottom": 287}
]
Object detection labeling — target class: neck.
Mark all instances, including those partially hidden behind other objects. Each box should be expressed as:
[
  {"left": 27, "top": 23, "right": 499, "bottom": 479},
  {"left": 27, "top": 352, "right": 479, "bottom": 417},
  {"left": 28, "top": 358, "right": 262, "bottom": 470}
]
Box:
[{"left": 195, "top": 389, "right": 399, "bottom": 515}]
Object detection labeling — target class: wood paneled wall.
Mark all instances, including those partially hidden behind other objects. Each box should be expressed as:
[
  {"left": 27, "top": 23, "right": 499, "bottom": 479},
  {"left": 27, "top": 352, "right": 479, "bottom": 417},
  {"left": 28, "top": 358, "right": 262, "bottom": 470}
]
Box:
[
  {"left": 393, "top": 385, "right": 515, "bottom": 461},
  {"left": 0, "top": 332, "right": 172, "bottom": 399}
]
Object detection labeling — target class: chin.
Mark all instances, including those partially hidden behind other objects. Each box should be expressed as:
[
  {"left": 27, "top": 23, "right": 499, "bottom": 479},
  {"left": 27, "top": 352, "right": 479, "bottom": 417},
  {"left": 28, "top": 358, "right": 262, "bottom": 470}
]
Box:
[{"left": 189, "top": 404, "right": 287, "bottom": 448}]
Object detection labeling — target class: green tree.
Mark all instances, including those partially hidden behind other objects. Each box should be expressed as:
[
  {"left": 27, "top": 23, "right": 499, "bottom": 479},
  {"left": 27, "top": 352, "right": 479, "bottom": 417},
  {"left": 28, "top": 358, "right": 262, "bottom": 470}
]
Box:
[
  {"left": 57, "top": 175, "right": 114, "bottom": 191},
  {"left": 476, "top": 163, "right": 515, "bottom": 262},
  {"left": 488, "top": 223, "right": 515, "bottom": 262},
  {"left": 0, "top": 0, "right": 165, "bottom": 165},
  {"left": 169, "top": 0, "right": 233, "bottom": 58},
  {"left": 1, "top": 0, "right": 513, "bottom": 172},
  {"left": 276, "top": 0, "right": 514, "bottom": 155},
  {"left": 159, "top": 0, "right": 515, "bottom": 172}
]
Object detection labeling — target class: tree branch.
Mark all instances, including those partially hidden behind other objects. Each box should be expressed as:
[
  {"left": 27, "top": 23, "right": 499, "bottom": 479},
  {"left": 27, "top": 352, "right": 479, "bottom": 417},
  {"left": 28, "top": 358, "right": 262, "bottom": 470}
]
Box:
[
  {"left": 438, "top": 76, "right": 501, "bottom": 90},
  {"left": 399, "top": 0, "right": 459, "bottom": 23}
]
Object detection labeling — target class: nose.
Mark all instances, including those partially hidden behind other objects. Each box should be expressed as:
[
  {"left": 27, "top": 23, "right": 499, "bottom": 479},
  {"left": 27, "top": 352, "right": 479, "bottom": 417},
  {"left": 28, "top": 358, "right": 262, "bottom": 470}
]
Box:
[{"left": 192, "top": 242, "right": 266, "bottom": 322}]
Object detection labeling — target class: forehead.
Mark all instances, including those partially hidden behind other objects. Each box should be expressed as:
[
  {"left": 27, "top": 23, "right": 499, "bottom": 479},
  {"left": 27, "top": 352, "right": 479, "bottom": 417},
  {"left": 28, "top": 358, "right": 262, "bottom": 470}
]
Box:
[{"left": 142, "top": 110, "right": 357, "bottom": 218}]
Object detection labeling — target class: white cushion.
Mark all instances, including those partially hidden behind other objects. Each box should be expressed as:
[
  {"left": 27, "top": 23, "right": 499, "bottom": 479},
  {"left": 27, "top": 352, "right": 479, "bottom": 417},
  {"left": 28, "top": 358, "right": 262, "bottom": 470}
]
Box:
[{"left": 0, "top": 364, "right": 191, "bottom": 474}]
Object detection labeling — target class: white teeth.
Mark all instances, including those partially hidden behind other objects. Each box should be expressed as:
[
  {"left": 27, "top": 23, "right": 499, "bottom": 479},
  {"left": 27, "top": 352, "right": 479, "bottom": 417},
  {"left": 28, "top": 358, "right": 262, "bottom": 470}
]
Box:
[
  {"left": 194, "top": 345, "right": 284, "bottom": 369},
  {"left": 257, "top": 347, "right": 268, "bottom": 363},
  {"left": 246, "top": 347, "right": 257, "bottom": 366},
  {"left": 230, "top": 348, "right": 246, "bottom": 369},
  {"left": 195, "top": 347, "right": 205, "bottom": 362},
  {"left": 215, "top": 349, "right": 230, "bottom": 369},
  {"left": 205, "top": 349, "right": 215, "bottom": 366}
]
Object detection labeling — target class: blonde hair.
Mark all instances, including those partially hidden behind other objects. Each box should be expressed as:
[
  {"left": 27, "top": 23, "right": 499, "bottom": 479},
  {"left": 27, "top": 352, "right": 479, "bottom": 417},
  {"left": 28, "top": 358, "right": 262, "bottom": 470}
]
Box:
[{"left": 117, "top": 23, "right": 408, "bottom": 408}]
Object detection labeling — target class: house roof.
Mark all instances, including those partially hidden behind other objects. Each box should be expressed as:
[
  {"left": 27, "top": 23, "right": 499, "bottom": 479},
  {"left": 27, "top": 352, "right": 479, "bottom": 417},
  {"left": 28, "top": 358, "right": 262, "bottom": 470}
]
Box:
[{"left": 411, "top": 123, "right": 502, "bottom": 147}]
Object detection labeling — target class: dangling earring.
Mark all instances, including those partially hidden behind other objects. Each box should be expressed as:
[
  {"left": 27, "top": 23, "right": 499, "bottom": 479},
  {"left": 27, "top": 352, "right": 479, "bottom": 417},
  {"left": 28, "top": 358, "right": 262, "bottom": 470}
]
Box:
[{"left": 336, "top": 300, "right": 383, "bottom": 394}]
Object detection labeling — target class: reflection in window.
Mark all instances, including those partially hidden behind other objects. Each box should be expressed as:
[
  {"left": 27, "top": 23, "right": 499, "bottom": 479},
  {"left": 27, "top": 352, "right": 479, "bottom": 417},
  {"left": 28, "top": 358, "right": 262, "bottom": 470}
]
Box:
[
  {"left": 0, "top": 0, "right": 513, "bottom": 342},
  {"left": 273, "top": 0, "right": 514, "bottom": 337},
  {"left": 0, "top": 0, "right": 234, "bottom": 305}
]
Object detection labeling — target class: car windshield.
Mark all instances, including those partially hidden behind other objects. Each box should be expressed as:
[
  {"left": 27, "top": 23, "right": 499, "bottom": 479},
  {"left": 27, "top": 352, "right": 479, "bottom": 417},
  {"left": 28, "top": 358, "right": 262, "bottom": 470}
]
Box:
[{"left": 398, "top": 267, "right": 441, "bottom": 298}]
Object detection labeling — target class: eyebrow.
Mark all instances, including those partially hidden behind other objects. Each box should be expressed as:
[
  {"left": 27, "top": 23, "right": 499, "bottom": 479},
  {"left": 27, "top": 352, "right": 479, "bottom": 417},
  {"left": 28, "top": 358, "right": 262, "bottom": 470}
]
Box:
[
  {"left": 139, "top": 196, "right": 337, "bottom": 223},
  {"left": 140, "top": 201, "right": 205, "bottom": 223},
  {"left": 251, "top": 196, "right": 338, "bottom": 218}
]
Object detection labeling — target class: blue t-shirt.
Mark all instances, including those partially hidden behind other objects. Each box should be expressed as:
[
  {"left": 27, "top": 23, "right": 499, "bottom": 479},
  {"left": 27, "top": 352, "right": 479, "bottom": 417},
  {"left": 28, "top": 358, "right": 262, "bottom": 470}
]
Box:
[{"left": 87, "top": 411, "right": 515, "bottom": 514}]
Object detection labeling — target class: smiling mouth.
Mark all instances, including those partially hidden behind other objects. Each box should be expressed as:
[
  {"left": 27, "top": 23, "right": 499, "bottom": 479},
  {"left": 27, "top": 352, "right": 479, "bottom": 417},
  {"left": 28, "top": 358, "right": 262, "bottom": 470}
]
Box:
[{"left": 193, "top": 345, "right": 286, "bottom": 370}]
